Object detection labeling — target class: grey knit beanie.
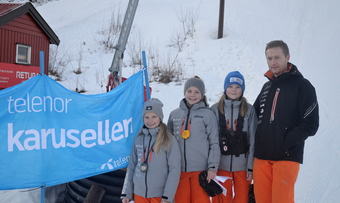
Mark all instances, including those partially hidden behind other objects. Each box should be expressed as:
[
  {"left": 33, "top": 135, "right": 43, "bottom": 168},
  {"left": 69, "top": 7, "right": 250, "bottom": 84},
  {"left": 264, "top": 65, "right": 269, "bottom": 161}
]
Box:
[
  {"left": 184, "top": 77, "right": 205, "bottom": 95},
  {"left": 143, "top": 98, "right": 164, "bottom": 121}
]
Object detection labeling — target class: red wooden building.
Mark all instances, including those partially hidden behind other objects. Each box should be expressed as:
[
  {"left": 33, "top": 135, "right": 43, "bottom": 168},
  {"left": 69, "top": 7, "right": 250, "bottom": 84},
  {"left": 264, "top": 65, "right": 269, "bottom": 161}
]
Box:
[{"left": 0, "top": 2, "right": 59, "bottom": 89}]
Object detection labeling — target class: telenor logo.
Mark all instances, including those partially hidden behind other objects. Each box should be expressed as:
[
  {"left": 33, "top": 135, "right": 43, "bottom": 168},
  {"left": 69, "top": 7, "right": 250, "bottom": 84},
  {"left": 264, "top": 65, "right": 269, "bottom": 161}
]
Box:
[
  {"left": 100, "top": 156, "right": 130, "bottom": 170},
  {"left": 101, "top": 159, "right": 114, "bottom": 170}
]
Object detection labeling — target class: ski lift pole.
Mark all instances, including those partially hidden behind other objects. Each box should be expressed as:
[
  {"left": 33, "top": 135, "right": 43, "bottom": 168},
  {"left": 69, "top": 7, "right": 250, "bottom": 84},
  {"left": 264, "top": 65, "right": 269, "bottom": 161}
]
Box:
[
  {"left": 142, "top": 51, "right": 151, "bottom": 100},
  {"left": 109, "top": 0, "right": 139, "bottom": 82}
]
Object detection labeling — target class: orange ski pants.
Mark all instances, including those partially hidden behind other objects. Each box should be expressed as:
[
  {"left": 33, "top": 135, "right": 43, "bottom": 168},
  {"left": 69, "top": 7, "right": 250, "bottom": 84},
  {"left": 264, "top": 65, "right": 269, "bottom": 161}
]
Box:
[
  {"left": 134, "top": 194, "right": 162, "bottom": 203},
  {"left": 211, "top": 170, "right": 250, "bottom": 203},
  {"left": 253, "top": 158, "right": 300, "bottom": 203},
  {"left": 175, "top": 171, "right": 210, "bottom": 203}
]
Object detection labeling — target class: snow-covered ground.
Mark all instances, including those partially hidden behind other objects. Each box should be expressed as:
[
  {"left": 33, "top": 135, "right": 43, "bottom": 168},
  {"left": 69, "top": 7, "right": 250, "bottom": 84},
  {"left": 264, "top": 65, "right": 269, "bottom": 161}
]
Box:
[{"left": 1, "top": 0, "right": 339, "bottom": 202}]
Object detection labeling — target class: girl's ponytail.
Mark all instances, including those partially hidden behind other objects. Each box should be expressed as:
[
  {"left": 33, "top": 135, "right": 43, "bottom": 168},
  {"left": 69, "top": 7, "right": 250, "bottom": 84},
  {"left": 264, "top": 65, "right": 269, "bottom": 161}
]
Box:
[
  {"left": 154, "top": 122, "right": 170, "bottom": 153},
  {"left": 218, "top": 94, "right": 226, "bottom": 114},
  {"left": 240, "top": 97, "right": 248, "bottom": 117}
]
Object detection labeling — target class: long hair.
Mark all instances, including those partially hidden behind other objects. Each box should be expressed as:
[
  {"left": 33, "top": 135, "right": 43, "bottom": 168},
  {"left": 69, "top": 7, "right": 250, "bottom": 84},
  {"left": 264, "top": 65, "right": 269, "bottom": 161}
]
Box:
[
  {"left": 202, "top": 95, "right": 208, "bottom": 107},
  {"left": 218, "top": 94, "right": 248, "bottom": 117},
  {"left": 153, "top": 122, "right": 170, "bottom": 153}
]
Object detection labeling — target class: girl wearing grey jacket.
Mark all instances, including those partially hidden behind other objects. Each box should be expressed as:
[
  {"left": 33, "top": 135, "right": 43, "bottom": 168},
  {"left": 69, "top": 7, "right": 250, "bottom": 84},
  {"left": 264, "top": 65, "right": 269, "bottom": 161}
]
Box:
[
  {"left": 167, "top": 77, "right": 220, "bottom": 203},
  {"left": 121, "top": 98, "right": 181, "bottom": 203},
  {"left": 211, "top": 71, "right": 257, "bottom": 203}
]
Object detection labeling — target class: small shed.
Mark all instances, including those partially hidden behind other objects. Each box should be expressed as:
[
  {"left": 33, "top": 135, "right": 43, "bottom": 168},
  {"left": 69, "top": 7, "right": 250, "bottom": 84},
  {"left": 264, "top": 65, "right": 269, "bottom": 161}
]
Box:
[{"left": 0, "top": 2, "right": 59, "bottom": 89}]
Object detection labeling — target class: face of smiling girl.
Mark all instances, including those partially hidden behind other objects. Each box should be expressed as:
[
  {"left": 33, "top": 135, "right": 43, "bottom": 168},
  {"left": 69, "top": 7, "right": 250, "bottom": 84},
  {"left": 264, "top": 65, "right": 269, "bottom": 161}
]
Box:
[
  {"left": 144, "top": 112, "right": 160, "bottom": 129},
  {"left": 226, "top": 84, "right": 242, "bottom": 100},
  {"left": 185, "top": 86, "right": 202, "bottom": 105}
]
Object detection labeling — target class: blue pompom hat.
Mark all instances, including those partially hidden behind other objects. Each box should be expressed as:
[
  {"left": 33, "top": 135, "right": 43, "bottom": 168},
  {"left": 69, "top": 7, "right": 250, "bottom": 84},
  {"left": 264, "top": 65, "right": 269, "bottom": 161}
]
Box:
[{"left": 224, "top": 71, "right": 245, "bottom": 92}]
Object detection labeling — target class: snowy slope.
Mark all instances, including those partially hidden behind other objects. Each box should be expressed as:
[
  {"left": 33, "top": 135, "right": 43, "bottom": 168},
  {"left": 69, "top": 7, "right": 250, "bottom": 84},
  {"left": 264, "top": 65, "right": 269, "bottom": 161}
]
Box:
[{"left": 1, "top": 0, "right": 340, "bottom": 202}]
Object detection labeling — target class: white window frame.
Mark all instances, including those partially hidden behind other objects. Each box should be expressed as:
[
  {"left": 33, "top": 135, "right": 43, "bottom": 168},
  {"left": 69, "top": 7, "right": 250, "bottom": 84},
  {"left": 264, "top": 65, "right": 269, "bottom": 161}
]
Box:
[{"left": 16, "top": 44, "right": 32, "bottom": 65}]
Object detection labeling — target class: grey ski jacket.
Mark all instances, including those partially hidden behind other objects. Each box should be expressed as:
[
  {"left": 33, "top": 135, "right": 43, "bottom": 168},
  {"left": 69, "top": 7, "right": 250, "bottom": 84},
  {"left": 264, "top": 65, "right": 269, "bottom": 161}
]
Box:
[
  {"left": 167, "top": 99, "right": 220, "bottom": 172},
  {"left": 121, "top": 127, "right": 181, "bottom": 202},
  {"left": 211, "top": 99, "right": 257, "bottom": 172}
]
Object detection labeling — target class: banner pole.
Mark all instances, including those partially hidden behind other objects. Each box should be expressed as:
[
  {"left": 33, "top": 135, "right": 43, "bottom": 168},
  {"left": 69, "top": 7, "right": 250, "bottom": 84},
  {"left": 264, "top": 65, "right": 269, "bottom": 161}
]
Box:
[
  {"left": 40, "top": 51, "right": 46, "bottom": 203},
  {"left": 141, "top": 51, "right": 151, "bottom": 100},
  {"left": 39, "top": 51, "right": 45, "bottom": 75},
  {"left": 40, "top": 186, "right": 45, "bottom": 203}
]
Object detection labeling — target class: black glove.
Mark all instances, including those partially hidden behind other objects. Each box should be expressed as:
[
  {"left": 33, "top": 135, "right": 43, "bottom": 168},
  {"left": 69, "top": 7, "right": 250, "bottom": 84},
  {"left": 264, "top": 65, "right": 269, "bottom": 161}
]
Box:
[{"left": 198, "top": 171, "right": 223, "bottom": 197}]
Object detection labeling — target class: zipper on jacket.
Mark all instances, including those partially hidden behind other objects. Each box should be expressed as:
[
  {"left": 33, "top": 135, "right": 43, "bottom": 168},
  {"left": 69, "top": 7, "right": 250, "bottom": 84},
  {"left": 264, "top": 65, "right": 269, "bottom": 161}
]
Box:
[
  {"left": 184, "top": 108, "right": 191, "bottom": 172},
  {"left": 144, "top": 134, "right": 152, "bottom": 197},
  {"left": 230, "top": 102, "right": 234, "bottom": 130},
  {"left": 230, "top": 102, "right": 234, "bottom": 171},
  {"left": 270, "top": 88, "right": 280, "bottom": 123}
]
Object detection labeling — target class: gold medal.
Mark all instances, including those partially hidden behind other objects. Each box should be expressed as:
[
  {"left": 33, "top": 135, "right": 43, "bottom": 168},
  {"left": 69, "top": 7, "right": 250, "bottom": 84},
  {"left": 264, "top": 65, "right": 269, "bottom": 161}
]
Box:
[{"left": 181, "top": 130, "right": 190, "bottom": 139}]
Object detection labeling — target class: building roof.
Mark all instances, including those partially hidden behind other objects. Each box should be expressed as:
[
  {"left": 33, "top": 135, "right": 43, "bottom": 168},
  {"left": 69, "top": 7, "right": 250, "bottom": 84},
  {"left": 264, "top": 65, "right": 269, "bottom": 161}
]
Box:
[
  {"left": 0, "top": 2, "right": 60, "bottom": 45},
  {"left": 0, "top": 3, "right": 22, "bottom": 16}
]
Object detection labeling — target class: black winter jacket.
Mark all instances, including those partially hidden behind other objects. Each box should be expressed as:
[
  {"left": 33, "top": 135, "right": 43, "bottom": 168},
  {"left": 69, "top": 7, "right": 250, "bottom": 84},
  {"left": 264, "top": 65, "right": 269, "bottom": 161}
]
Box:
[{"left": 253, "top": 63, "right": 319, "bottom": 163}]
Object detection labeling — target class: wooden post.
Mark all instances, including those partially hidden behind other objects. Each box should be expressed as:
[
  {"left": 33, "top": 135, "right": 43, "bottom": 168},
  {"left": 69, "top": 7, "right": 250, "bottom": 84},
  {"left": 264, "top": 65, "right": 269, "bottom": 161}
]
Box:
[{"left": 218, "top": 0, "right": 225, "bottom": 39}]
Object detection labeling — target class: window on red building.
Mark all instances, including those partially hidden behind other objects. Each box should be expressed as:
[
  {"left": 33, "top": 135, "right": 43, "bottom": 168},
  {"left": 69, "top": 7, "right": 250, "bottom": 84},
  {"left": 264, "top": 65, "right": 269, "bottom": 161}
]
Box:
[{"left": 16, "top": 44, "right": 32, "bottom": 65}]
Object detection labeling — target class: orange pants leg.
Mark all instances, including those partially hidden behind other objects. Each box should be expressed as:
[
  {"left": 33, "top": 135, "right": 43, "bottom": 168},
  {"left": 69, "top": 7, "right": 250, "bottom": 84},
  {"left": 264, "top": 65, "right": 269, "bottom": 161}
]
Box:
[
  {"left": 211, "top": 170, "right": 233, "bottom": 203},
  {"left": 232, "top": 171, "right": 250, "bottom": 203},
  {"left": 211, "top": 170, "right": 249, "bottom": 203},
  {"left": 253, "top": 158, "right": 300, "bottom": 203},
  {"left": 175, "top": 172, "right": 191, "bottom": 203},
  {"left": 175, "top": 171, "right": 211, "bottom": 203},
  {"left": 272, "top": 161, "right": 300, "bottom": 203},
  {"left": 254, "top": 158, "right": 273, "bottom": 203},
  {"left": 190, "top": 171, "right": 211, "bottom": 203},
  {"left": 134, "top": 194, "right": 162, "bottom": 203}
]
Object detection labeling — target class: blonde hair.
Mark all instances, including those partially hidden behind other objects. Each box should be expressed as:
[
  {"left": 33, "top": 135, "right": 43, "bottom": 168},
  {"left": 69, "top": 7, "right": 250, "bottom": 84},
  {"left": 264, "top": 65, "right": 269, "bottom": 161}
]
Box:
[
  {"left": 154, "top": 122, "right": 170, "bottom": 153},
  {"left": 218, "top": 94, "right": 248, "bottom": 117},
  {"left": 202, "top": 95, "right": 208, "bottom": 107}
]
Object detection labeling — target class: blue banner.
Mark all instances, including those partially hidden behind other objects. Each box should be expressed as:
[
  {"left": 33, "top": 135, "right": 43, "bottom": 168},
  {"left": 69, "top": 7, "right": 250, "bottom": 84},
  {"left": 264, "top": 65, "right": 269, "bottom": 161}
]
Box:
[{"left": 0, "top": 70, "right": 145, "bottom": 190}]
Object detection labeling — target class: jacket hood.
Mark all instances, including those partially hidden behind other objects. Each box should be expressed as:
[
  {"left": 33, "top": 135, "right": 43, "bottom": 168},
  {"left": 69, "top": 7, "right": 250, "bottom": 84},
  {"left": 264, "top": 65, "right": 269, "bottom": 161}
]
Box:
[
  {"left": 264, "top": 63, "right": 303, "bottom": 81},
  {"left": 141, "top": 126, "right": 159, "bottom": 137},
  {"left": 224, "top": 98, "right": 241, "bottom": 108}
]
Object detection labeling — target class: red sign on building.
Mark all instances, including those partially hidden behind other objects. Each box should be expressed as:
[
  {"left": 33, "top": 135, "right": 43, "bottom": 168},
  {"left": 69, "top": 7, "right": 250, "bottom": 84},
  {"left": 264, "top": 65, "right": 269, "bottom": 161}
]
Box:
[{"left": 0, "top": 62, "right": 39, "bottom": 88}]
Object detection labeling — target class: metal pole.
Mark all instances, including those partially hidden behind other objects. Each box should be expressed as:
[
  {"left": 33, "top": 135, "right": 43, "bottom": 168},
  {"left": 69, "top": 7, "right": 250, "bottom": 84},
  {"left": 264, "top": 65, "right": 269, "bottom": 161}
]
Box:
[
  {"left": 40, "top": 186, "right": 45, "bottom": 203},
  {"left": 39, "top": 50, "right": 46, "bottom": 203},
  {"left": 39, "top": 51, "right": 45, "bottom": 74},
  {"left": 109, "top": 0, "right": 140, "bottom": 80},
  {"left": 218, "top": 0, "right": 225, "bottom": 39},
  {"left": 141, "top": 51, "right": 150, "bottom": 100}
]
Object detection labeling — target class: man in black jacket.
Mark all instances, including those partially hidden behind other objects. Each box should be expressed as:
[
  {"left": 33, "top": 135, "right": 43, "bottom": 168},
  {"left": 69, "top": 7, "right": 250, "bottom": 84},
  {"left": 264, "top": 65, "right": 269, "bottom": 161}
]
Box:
[{"left": 253, "top": 40, "right": 319, "bottom": 203}]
